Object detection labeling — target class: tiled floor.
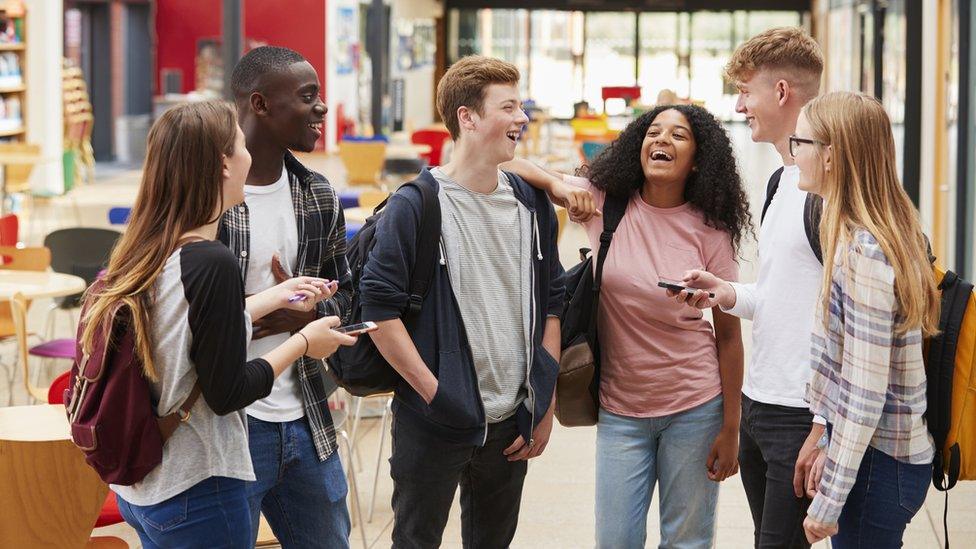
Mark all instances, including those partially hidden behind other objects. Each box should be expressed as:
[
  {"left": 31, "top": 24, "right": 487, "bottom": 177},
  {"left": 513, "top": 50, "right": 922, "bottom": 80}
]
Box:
[{"left": 12, "top": 125, "right": 976, "bottom": 548}]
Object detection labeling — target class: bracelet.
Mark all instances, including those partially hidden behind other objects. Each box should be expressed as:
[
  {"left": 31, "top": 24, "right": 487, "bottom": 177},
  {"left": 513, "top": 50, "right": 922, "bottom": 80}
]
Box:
[{"left": 296, "top": 332, "right": 309, "bottom": 357}]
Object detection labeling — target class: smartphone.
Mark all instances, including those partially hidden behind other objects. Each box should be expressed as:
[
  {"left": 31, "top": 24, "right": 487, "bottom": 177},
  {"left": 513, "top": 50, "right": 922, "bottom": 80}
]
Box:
[
  {"left": 335, "top": 321, "right": 378, "bottom": 336},
  {"left": 657, "top": 278, "right": 715, "bottom": 299}
]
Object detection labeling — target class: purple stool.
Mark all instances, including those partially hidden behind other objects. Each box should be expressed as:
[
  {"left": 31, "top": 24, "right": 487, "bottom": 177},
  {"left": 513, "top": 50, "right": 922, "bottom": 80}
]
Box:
[{"left": 29, "top": 339, "right": 76, "bottom": 360}]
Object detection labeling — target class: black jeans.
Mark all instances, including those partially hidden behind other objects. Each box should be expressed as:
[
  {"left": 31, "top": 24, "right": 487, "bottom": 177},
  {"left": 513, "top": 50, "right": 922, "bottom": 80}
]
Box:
[
  {"left": 739, "top": 395, "right": 814, "bottom": 549},
  {"left": 389, "top": 411, "right": 528, "bottom": 549}
]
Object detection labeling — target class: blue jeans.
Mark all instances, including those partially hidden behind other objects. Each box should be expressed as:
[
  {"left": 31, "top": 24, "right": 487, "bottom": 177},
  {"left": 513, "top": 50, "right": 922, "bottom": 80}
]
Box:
[
  {"left": 831, "top": 445, "right": 931, "bottom": 549},
  {"left": 116, "top": 476, "right": 251, "bottom": 549},
  {"left": 246, "top": 416, "right": 351, "bottom": 549},
  {"left": 596, "top": 395, "right": 724, "bottom": 549}
]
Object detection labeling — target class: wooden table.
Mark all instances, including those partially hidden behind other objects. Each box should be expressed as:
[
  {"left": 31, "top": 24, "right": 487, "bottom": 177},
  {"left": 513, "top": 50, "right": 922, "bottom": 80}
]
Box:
[
  {"left": 0, "top": 404, "right": 108, "bottom": 547},
  {"left": 385, "top": 143, "right": 431, "bottom": 159},
  {"left": 0, "top": 271, "right": 87, "bottom": 300},
  {"left": 345, "top": 207, "right": 371, "bottom": 224}
]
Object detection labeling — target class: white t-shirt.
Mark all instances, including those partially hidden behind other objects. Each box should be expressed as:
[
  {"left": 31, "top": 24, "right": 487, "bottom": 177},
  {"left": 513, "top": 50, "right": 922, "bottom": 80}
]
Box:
[
  {"left": 244, "top": 167, "right": 304, "bottom": 422},
  {"left": 725, "top": 165, "right": 824, "bottom": 409}
]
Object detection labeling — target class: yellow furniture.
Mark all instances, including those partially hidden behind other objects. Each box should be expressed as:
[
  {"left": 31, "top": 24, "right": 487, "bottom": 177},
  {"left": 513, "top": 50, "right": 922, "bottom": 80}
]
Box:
[
  {"left": 0, "top": 142, "right": 39, "bottom": 194},
  {"left": 570, "top": 117, "right": 609, "bottom": 140},
  {"left": 555, "top": 205, "right": 569, "bottom": 241},
  {"left": 338, "top": 141, "right": 387, "bottom": 186},
  {"left": 0, "top": 404, "right": 110, "bottom": 548},
  {"left": 11, "top": 291, "right": 46, "bottom": 401},
  {"left": 357, "top": 189, "right": 389, "bottom": 211}
]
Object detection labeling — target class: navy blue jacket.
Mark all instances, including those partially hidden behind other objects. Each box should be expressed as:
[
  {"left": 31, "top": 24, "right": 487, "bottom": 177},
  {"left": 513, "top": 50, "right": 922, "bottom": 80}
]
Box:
[{"left": 359, "top": 169, "right": 565, "bottom": 445}]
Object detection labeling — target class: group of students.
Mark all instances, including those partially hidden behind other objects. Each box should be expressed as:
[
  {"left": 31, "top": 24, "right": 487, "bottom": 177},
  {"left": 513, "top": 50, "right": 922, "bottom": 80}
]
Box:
[{"left": 77, "top": 25, "right": 936, "bottom": 549}]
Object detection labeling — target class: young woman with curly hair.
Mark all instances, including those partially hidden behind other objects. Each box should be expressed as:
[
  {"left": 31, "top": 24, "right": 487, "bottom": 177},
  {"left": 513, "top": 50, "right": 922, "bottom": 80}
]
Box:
[{"left": 505, "top": 103, "right": 752, "bottom": 548}]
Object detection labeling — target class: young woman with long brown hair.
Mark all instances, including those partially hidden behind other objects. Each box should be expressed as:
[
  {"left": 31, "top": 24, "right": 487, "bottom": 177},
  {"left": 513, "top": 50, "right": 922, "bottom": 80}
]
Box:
[
  {"left": 791, "top": 92, "right": 938, "bottom": 547},
  {"left": 80, "top": 100, "right": 356, "bottom": 548}
]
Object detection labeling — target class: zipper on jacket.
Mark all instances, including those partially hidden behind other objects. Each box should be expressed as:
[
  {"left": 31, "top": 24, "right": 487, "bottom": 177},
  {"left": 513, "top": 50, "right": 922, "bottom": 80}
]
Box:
[
  {"left": 525, "top": 210, "right": 540, "bottom": 444},
  {"left": 439, "top": 240, "right": 489, "bottom": 446}
]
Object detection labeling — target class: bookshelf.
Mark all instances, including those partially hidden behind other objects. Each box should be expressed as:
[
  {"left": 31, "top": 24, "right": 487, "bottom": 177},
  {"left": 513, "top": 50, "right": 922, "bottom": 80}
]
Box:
[{"left": 0, "top": 1, "right": 25, "bottom": 142}]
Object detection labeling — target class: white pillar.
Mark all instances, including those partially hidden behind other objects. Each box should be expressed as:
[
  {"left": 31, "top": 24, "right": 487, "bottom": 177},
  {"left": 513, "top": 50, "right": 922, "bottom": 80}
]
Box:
[{"left": 25, "top": 0, "right": 64, "bottom": 195}]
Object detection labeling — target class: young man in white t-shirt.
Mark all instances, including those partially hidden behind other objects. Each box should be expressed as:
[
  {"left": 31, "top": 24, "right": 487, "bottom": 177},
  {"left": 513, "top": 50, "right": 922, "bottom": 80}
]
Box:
[
  {"left": 220, "top": 46, "right": 353, "bottom": 548},
  {"left": 675, "top": 28, "right": 826, "bottom": 549}
]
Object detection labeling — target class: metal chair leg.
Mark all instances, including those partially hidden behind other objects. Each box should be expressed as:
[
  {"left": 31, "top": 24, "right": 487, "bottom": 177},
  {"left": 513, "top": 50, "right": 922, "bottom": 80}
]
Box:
[
  {"left": 349, "top": 396, "right": 364, "bottom": 470},
  {"left": 43, "top": 303, "right": 58, "bottom": 341},
  {"left": 339, "top": 430, "right": 368, "bottom": 549},
  {"left": 367, "top": 397, "right": 392, "bottom": 523}
]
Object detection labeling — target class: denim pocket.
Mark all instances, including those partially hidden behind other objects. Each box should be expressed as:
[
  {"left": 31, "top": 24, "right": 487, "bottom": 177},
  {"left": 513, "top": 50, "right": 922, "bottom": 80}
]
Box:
[
  {"left": 896, "top": 459, "right": 931, "bottom": 515},
  {"left": 140, "top": 491, "right": 189, "bottom": 532}
]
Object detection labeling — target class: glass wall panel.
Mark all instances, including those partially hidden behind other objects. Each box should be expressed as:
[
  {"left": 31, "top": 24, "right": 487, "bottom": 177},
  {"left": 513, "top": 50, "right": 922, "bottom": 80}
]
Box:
[
  {"left": 582, "top": 12, "right": 636, "bottom": 115},
  {"left": 529, "top": 10, "right": 583, "bottom": 118}
]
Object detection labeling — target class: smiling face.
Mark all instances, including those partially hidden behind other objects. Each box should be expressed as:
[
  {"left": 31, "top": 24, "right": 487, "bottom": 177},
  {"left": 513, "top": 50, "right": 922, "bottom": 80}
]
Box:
[
  {"left": 459, "top": 83, "right": 529, "bottom": 165},
  {"left": 640, "top": 109, "right": 697, "bottom": 186},
  {"left": 260, "top": 61, "right": 327, "bottom": 152},
  {"left": 734, "top": 69, "right": 791, "bottom": 145}
]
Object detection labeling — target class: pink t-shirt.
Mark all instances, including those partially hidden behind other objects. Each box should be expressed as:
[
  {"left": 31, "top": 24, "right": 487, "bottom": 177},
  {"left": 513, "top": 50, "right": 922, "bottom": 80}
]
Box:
[{"left": 567, "top": 176, "right": 739, "bottom": 418}]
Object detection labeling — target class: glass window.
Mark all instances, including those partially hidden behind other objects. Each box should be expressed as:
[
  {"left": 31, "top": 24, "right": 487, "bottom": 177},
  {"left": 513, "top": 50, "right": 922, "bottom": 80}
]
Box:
[
  {"left": 638, "top": 13, "right": 682, "bottom": 108},
  {"left": 583, "top": 12, "right": 636, "bottom": 115},
  {"left": 689, "top": 11, "right": 734, "bottom": 114},
  {"left": 528, "top": 11, "right": 583, "bottom": 119}
]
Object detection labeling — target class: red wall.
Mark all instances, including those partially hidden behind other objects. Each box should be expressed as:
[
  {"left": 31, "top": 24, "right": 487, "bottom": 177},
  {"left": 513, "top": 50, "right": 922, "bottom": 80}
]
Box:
[
  {"left": 154, "top": 0, "right": 328, "bottom": 146},
  {"left": 154, "top": 0, "right": 327, "bottom": 97},
  {"left": 243, "top": 1, "right": 327, "bottom": 96},
  {"left": 154, "top": 0, "right": 222, "bottom": 94}
]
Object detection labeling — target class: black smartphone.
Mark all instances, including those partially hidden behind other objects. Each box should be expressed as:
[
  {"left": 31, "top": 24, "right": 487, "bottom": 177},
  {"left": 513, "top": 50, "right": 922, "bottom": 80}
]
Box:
[
  {"left": 657, "top": 278, "right": 715, "bottom": 299},
  {"left": 335, "top": 321, "right": 378, "bottom": 336}
]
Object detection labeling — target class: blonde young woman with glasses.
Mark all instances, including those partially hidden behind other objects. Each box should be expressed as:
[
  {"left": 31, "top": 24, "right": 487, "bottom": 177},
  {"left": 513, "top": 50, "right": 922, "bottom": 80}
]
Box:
[{"left": 789, "top": 91, "right": 938, "bottom": 547}]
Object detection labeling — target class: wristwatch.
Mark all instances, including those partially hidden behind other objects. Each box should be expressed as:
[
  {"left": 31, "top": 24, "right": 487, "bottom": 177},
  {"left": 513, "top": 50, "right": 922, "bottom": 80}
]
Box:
[{"left": 816, "top": 431, "right": 830, "bottom": 450}]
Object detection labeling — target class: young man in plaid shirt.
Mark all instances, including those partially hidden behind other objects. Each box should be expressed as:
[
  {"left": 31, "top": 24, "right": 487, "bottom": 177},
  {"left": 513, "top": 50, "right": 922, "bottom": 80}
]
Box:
[{"left": 220, "top": 46, "right": 353, "bottom": 548}]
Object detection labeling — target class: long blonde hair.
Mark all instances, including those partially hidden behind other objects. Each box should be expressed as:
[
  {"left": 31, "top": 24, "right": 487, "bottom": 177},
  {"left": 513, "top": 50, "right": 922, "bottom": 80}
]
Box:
[
  {"left": 805, "top": 92, "right": 939, "bottom": 336},
  {"left": 80, "top": 101, "right": 238, "bottom": 380}
]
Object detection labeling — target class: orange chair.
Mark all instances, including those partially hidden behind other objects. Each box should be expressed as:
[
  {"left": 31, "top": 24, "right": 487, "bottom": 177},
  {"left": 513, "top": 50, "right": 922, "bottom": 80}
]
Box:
[
  {"left": 411, "top": 128, "right": 451, "bottom": 167},
  {"left": 48, "top": 371, "right": 126, "bottom": 530}
]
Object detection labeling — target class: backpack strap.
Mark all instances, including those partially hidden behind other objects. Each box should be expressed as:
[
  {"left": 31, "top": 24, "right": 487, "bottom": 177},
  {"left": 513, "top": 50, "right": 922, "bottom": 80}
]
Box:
[
  {"left": 927, "top": 270, "right": 972, "bottom": 492},
  {"left": 592, "top": 193, "right": 627, "bottom": 294},
  {"left": 157, "top": 383, "right": 202, "bottom": 441},
  {"left": 760, "top": 167, "right": 825, "bottom": 265},
  {"left": 587, "top": 191, "right": 628, "bottom": 344},
  {"left": 403, "top": 178, "right": 442, "bottom": 317},
  {"left": 760, "top": 167, "right": 785, "bottom": 224},
  {"left": 804, "top": 193, "right": 824, "bottom": 264}
]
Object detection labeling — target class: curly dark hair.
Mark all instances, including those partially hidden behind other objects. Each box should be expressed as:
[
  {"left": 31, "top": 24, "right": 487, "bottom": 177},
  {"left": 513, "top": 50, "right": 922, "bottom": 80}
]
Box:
[{"left": 579, "top": 104, "right": 753, "bottom": 255}]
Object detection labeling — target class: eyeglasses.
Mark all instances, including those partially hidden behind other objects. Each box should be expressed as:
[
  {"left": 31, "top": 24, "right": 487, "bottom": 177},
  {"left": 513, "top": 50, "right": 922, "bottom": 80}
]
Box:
[{"left": 789, "top": 135, "right": 825, "bottom": 158}]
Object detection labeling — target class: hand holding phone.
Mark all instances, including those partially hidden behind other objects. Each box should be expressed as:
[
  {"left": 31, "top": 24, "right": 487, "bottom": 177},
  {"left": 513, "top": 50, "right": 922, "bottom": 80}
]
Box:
[
  {"left": 334, "top": 321, "right": 378, "bottom": 336},
  {"left": 657, "top": 278, "right": 715, "bottom": 299}
]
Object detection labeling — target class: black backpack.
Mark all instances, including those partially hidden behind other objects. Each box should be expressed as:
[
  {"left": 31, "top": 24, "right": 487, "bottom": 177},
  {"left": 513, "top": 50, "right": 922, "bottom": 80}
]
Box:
[
  {"left": 555, "top": 194, "right": 628, "bottom": 426},
  {"left": 327, "top": 179, "right": 441, "bottom": 397},
  {"left": 760, "top": 166, "right": 824, "bottom": 264}
]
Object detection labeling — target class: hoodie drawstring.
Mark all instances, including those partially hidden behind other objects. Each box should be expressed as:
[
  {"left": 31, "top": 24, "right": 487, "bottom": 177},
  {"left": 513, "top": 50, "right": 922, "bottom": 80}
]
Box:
[{"left": 533, "top": 214, "right": 543, "bottom": 260}]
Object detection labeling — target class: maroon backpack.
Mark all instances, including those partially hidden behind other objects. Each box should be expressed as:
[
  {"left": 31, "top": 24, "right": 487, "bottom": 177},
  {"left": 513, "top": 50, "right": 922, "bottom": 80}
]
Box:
[{"left": 64, "top": 279, "right": 200, "bottom": 485}]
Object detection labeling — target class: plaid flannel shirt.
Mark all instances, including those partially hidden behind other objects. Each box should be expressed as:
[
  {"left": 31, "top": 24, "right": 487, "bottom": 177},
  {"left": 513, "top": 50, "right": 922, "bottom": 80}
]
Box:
[
  {"left": 218, "top": 151, "right": 352, "bottom": 461},
  {"left": 806, "top": 229, "right": 934, "bottom": 524}
]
